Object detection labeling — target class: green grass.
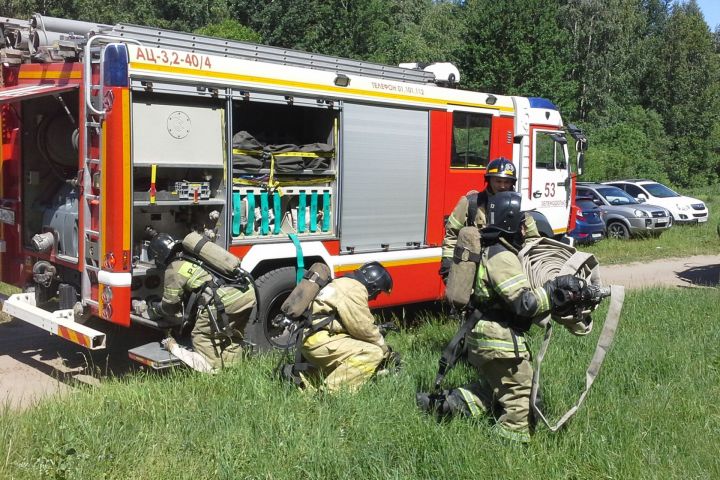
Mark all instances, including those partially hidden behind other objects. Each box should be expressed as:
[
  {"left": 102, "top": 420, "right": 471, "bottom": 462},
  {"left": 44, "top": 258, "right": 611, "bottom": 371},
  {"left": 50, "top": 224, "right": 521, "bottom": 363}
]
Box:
[
  {"left": 578, "top": 184, "right": 720, "bottom": 265},
  {"left": 1, "top": 287, "right": 719, "bottom": 479}
]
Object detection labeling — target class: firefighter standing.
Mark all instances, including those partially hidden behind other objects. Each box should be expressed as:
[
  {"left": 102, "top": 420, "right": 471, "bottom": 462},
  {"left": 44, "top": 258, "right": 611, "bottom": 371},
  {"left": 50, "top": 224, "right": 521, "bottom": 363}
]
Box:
[
  {"left": 440, "top": 157, "right": 539, "bottom": 280},
  {"left": 144, "top": 233, "right": 256, "bottom": 371},
  {"left": 300, "top": 262, "right": 395, "bottom": 392},
  {"left": 418, "top": 192, "right": 591, "bottom": 442}
]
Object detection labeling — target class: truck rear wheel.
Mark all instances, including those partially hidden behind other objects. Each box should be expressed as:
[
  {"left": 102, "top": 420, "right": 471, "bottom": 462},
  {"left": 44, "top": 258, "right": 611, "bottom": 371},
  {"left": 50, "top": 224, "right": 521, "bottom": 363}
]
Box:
[{"left": 243, "top": 266, "right": 297, "bottom": 352}]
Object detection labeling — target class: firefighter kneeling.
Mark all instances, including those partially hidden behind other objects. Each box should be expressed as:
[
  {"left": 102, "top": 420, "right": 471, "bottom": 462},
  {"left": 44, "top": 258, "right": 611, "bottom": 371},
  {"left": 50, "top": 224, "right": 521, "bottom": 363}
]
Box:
[
  {"left": 291, "top": 262, "right": 397, "bottom": 393},
  {"left": 140, "top": 232, "right": 256, "bottom": 372},
  {"left": 418, "top": 192, "right": 594, "bottom": 443}
]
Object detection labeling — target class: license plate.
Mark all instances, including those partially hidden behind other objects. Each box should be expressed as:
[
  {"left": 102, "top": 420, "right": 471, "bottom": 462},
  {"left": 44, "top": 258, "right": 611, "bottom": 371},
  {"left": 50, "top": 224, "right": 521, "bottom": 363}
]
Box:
[{"left": 592, "top": 233, "right": 602, "bottom": 238}]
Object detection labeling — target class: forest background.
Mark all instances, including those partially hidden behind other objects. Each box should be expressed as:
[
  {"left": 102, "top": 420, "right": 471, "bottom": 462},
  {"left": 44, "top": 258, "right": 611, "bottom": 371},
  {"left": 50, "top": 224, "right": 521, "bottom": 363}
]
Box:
[{"left": 3, "top": 0, "right": 719, "bottom": 189}]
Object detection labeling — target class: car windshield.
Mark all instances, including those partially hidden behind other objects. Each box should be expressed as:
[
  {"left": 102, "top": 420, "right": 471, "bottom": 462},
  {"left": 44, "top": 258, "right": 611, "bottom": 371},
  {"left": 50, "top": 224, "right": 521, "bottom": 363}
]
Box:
[
  {"left": 643, "top": 182, "right": 679, "bottom": 198},
  {"left": 596, "top": 186, "right": 638, "bottom": 205}
]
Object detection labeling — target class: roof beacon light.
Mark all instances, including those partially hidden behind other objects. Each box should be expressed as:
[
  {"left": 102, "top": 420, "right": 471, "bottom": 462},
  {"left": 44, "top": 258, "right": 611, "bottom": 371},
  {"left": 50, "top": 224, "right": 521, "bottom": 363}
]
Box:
[{"left": 104, "top": 43, "right": 129, "bottom": 87}]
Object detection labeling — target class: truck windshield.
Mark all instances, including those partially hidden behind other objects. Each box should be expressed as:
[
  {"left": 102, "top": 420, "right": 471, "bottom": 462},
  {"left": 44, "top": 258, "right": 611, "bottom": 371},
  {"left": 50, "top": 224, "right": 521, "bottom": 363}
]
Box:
[
  {"left": 596, "top": 187, "right": 638, "bottom": 205},
  {"left": 643, "top": 182, "right": 679, "bottom": 198}
]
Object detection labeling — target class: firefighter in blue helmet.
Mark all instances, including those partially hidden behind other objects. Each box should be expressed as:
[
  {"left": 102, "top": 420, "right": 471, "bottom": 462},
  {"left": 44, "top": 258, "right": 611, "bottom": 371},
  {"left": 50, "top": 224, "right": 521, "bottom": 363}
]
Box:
[{"left": 440, "top": 157, "right": 539, "bottom": 281}]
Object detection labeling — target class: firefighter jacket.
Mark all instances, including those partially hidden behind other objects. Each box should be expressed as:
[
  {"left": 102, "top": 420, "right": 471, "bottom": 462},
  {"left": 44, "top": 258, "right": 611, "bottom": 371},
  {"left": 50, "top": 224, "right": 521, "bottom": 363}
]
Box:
[
  {"left": 442, "top": 192, "right": 539, "bottom": 258},
  {"left": 308, "top": 277, "right": 387, "bottom": 352},
  {"left": 159, "top": 258, "right": 253, "bottom": 320},
  {"left": 468, "top": 238, "right": 551, "bottom": 358}
]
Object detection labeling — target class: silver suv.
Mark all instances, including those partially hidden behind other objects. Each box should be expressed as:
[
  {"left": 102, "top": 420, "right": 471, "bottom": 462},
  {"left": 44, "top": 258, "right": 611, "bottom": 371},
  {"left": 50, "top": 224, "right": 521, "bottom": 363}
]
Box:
[{"left": 576, "top": 183, "right": 673, "bottom": 239}]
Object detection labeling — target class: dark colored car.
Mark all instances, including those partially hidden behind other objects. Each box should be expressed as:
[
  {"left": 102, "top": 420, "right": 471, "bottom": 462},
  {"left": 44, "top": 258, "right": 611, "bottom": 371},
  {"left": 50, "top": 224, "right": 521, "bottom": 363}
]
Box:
[{"left": 569, "top": 197, "right": 606, "bottom": 244}]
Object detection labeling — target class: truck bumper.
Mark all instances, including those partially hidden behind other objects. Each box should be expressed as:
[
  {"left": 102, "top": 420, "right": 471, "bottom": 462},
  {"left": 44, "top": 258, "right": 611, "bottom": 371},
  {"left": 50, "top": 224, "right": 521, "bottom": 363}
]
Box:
[{"left": 2, "top": 293, "right": 106, "bottom": 350}]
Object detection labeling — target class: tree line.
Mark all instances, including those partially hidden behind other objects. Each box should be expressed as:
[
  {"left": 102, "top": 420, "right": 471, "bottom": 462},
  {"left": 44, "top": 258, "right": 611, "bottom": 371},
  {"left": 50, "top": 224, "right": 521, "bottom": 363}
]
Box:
[{"left": 4, "top": 0, "right": 719, "bottom": 188}]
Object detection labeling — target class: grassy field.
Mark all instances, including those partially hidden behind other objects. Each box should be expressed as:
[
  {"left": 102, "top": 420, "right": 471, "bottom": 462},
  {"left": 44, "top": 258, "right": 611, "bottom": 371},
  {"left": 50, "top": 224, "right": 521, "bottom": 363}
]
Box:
[
  {"left": 1, "top": 287, "right": 718, "bottom": 479},
  {"left": 578, "top": 184, "right": 720, "bottom": 265}
]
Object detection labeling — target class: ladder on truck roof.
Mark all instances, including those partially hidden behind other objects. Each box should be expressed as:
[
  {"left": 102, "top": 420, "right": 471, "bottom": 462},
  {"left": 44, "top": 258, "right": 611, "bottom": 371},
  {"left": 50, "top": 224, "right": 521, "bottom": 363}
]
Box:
[
  {"left": 104, "top": 23, "right": 436, "bottom": 84},
  {"left": 2, "top": 15, "right": 437, "bottom": 84}
]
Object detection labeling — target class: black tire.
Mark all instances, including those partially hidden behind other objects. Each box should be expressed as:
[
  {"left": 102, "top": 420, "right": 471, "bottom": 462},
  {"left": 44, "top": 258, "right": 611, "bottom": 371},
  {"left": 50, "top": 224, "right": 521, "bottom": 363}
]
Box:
[
  {"left": 242, "top": 266, "right": 297, "bottom": 351},
  {"left": 607, "top": 221, "right": 630, "bottom": 240}
]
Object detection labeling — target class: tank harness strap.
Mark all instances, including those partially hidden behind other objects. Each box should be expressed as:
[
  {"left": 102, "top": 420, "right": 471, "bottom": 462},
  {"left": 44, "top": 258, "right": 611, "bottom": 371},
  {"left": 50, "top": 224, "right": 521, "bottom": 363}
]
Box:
[
  {"left": 452, "top": 244, "right": 483, "bottom": 264},
  {"left": 466, "top": 191, "right": 485, "bottom": 228},
  {"left": 434, "top": 308, "right": 483, "bottom": 390}
]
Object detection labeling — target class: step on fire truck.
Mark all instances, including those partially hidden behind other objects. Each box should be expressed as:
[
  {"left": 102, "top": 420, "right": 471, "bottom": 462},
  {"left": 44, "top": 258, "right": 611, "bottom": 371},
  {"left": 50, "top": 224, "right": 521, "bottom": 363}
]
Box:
[{"left": 0, "top": 14, "right": 587, "bottom": 366}]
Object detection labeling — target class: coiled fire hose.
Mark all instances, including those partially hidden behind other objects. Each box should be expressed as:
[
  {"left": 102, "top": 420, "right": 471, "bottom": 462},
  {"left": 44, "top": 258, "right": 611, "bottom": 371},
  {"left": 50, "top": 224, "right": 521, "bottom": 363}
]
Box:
[{"left": 517, "top": 237, "right": 625, "bottom": 431}]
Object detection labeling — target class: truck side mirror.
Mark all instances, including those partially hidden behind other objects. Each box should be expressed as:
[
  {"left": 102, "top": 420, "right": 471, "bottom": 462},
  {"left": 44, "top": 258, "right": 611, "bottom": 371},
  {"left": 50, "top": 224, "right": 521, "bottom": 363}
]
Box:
[{"left": 636, "top": 193, "right": 647, "bottom": 203}]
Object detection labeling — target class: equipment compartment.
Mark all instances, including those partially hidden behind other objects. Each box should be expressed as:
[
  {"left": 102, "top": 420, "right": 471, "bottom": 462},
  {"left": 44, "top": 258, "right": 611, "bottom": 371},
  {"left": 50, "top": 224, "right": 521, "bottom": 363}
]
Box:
[{"left": 230, "top": 92, "right": 339, "bottom": 241}]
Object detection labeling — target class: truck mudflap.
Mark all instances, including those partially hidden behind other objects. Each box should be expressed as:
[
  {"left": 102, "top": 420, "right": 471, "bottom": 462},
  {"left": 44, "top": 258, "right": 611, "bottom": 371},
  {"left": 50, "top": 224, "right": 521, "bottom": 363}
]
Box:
[{"left": 2, "top": 293, "right": 106, "bottom": 350}]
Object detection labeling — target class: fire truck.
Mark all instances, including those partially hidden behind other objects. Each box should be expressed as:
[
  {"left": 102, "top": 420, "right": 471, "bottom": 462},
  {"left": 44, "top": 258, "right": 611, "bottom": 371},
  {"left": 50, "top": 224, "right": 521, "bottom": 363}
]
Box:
[{"left": 0, "top": 15, "right": 587, "bottom": 362}]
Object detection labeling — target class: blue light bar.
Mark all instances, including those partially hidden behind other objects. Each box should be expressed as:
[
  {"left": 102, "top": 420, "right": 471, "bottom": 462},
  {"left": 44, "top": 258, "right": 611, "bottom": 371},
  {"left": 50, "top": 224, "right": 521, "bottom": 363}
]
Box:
[
  {"left": 103, "top": 44, "right": 129, "bottom": 87},
  {"left": 528, "top": 97, "right": 557, "bottom": 110}
]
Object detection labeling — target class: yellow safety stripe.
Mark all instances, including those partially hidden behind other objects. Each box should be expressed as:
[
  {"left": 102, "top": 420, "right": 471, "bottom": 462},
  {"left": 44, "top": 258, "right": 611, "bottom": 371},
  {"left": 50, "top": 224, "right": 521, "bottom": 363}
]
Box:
[
  {"left": 188, "top": 268, "right": 208, "bottom": 289},
  {"left": 164, "top": 287, "right": 182, "bottom": 296},
  {"left": 219, "top": 288, "right": 246, "bottom": 304},
  {"left": 494, "top": 424, "right": 531, "bottom": 443},
  {"left": 495, "top": 273, "right": 527, "bottom": 294},
  {"left": 456, "top": 388, "right": 483, "bottom": 418},
  {"left": 533, "top": 287, "right": 550, "bottom": 314},
  {"left": 467, "top": 338, "right": 528, "bottom": 352},
  {"left": 233, "top": 177, "right": 335, "bottom": 187},
  {"left": 177, "top": 262, "right": 196, "bottom": 278},
  {"left": 447, "top": 214, "right": 464, "bottom": 230},
  {"left": 233, "top": 149, "right": 333, "bottom": 159}
]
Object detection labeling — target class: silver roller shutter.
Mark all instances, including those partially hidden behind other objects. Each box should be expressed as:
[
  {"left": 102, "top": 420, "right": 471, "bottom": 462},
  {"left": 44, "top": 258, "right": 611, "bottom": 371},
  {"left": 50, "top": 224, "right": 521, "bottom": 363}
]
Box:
[{"left": 340, "top": 103, "right": 429, "bottom": 252}]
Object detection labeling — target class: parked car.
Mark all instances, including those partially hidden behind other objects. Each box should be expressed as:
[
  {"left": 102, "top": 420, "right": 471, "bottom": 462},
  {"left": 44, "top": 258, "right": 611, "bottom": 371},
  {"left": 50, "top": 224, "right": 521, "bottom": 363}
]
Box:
[
  {"left": 603, "top": 179, "right": 708, "bottom": 224},
  {"left": 576, "top": 183, "right": 673, "bottom": 239},
  {"left": 568, "top": 196, "right": 606, "bottom": 244}
]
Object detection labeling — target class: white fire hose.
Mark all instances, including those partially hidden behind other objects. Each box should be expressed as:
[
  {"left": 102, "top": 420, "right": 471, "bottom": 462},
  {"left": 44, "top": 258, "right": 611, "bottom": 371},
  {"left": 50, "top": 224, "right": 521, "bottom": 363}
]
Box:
[{"left": 518, "top": 237, "right": 625, "bottom": 431}]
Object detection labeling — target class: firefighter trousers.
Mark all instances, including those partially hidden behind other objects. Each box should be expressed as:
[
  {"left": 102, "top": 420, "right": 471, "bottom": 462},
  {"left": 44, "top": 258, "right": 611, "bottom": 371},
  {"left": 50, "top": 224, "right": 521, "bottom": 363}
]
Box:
[
  {"left": 192, "top": 307, "right": 251, "bottom": 370},
  {"left": 301, "top": 330, "right": 385, "bottom": 392}
]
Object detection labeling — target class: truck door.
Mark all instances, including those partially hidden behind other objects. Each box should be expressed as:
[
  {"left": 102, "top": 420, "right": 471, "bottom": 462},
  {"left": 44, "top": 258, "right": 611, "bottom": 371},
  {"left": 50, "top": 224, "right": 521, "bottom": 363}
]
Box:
[
  {"left": 527, "top": 128, "right": 570, "bottom": 233},
  {"left": 340, "top": 103, "right": 428, "bottom": 252}
]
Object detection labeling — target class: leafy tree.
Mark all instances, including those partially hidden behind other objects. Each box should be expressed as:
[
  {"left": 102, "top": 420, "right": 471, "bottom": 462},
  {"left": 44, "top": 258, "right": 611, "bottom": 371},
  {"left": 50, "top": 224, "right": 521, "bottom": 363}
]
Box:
[
  {"left": 458, "top": 0, "right": 576, "bottom": 113},
  {"left": 195, "top": 19, "right": 261, "bottom": 43},
  {"left": 641, "top": 0, "right": 720, "bottom": 186}
]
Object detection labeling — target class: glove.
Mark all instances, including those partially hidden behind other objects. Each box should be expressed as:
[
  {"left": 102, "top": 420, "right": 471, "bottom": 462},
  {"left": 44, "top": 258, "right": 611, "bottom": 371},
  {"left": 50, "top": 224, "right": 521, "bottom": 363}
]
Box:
[
  {"left": 438, "top": 257, "right": 452, "bottom": 280},
  {"left": 544, "top": 274, "right": 584, "bottom": 315},
  {"left": 554, "top": 274, "right": 583, "bottom": 293},
  {"left": 132, "top": 299, "right": 149, "bottom": 319}
]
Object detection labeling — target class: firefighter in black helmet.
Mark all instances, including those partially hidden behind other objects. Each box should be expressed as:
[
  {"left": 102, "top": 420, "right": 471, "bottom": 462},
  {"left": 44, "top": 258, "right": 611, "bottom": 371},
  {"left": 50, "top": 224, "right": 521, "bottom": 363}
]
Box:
[
  {"left": 140, "top": 233, "right": 256, "bottom": 372},
  {"left": 439, "top": 157, "right": 539, "bottom": 280},
  {"left": 419, "top": 191, "right": 591, "bottom": 443},
  {"left": 299, "top": 261, "right": 397, "bottom": 392}
]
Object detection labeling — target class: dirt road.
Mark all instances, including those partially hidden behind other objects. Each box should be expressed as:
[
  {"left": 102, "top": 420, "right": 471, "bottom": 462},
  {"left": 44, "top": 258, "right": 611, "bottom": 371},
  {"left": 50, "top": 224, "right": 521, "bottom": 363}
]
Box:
[
  {"left": 599, "top": 254, "right": 720, "bottom": 289},
  {"left": 1, "top": 254, "right": 718, "bottom": 411}
]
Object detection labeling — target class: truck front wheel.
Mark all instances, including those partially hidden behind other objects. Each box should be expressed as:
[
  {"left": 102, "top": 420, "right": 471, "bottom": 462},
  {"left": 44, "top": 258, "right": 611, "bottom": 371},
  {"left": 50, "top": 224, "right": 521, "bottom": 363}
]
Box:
[{"left": 242, "top": 266, "right": 297, "bottom": 352}]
